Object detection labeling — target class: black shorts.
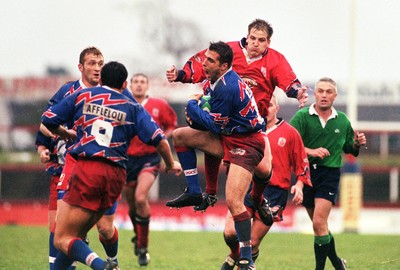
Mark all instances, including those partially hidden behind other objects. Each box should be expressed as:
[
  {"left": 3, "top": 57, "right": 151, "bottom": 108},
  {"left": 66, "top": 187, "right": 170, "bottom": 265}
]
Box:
[
  {"left": 302, "top": 165, "right": 341, "bottom": 208},
  {"left": 126, "top": 153, "right": 161, "bottom": 183}
]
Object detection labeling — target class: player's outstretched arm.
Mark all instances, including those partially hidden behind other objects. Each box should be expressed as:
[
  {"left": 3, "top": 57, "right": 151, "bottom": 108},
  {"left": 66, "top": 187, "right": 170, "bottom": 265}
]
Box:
[{"left": 156, "top": 139, "right": 182, "bottom": 176}]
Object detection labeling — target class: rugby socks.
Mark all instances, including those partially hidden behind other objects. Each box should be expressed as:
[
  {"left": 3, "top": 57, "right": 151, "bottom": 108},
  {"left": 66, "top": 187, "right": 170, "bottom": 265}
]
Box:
[
  {"left": 250, "top": 171, "right": 272, "bottom": 206},
  {"left": 49, "top": 232, "right": 57, "bottom": 270},
  {"left": 99, "top": 226, "right": 119, "bottom": 264},
  {"left": 129, "top": 207, "right": 138, "bottom": 237},
  {"left": 53, "top": 250, "right": 75, "bottom": 270},
  {"left": 204, "top": 153, "right": 221, "bottom": 195},
  {"left": 327, "top": 231, "right": 343, "bottom": 268},
  {"left": 233, "top": 211, "right": 252, "bottom": 263},
  {"left": 68, "top": 238, "right": 105, "bottom": 270},
  {"left": 50, "top": 223, "right": 77, "bottom": 270},
  {"left": 135, "top": 214, "right": 150, "bottom": 249},
  {"left": 175, "top": 146, "right": 201, "bottom": 194},
  {"left": 314, "top": 234, "right": 331, "bottom": 270},
  {"left": 223, "top": 233, "right": 240, "bottom": 260}
]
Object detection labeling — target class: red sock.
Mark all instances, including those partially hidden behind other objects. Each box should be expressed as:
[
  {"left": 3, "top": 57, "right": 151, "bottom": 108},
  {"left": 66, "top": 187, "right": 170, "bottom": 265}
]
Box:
[
  {"left": 135, "top": 215, "right": 150, "bottom": 248},
  {"left": 204, "top": 153, "right": 221, "bottom": 195}
]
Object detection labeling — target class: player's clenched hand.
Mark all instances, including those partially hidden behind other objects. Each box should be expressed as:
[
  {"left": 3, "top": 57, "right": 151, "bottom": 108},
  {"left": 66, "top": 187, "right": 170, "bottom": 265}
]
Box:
[
  {"left": 297, "top": 86, "right": 310, "bottom": 108},
  {"left": 39, "top": 149, "right": 51, "bottom": 163},
  {"left": 185, "top": 94, "right": 203, "bottom": 125},
  {"left": 165, "top": 161, "right": 182, "bottom": 176},
  {"left": 166, "top": 65, "right": 178, "bottom": 82},
  {"left": 354, "top": 131, "right": 367, "bottom": 148},
  {"left": 188, "top": 93, "right": 203, "bottom": 102}
]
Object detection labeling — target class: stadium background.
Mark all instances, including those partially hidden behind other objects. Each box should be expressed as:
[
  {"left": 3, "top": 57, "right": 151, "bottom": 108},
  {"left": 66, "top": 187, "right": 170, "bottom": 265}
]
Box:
[{"left": 0, "top": 0, "right": 399, "bottom": 234}]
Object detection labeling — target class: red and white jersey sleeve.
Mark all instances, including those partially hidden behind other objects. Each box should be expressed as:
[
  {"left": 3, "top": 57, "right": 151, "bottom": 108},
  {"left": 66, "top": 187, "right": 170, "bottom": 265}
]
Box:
[{"left": 267, "top": 119, "right": 311, "bottom": 189}]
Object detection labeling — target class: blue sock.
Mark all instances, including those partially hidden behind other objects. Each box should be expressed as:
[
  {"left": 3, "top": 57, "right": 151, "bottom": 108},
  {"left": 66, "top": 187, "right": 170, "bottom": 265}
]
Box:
[
  {"left": 175, "top": 146, "right": 201, "bottom": 194},
  {"left": 53, "top": 251, "right": 75, "bottom": 270},
  {"left": 99, "top": 227, "right": 118, "bottom": 264},
  {"left": 69, "top": 238, "right": 105, "bottom": 270},
  {"left": 49, "top": 232, "right": 57, "bottom": 270},
  {"left": 233, "top": 211, "right": 253, "bottom": 263}
]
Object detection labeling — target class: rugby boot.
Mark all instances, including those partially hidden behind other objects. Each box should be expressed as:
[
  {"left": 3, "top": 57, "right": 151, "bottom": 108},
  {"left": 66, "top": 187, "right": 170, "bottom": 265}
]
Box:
[
  {"left": 166, "top": 188, "right": 202, "bottom": 208},
  {"left": 103, "top": 260, "right": 119, "bottom": 270},
  {"left": 335, "top": 258, "right": 347, "bottom": 270},
  {"left": 256, "top": 198, "right": 273, "bottom": 226},
  {"left": 136, "top": 247, "right": 150, "bottom": 266},
  {"left": 220, "top": 255, "right": 237, "bottom": 270},
  {"left": 194, "top": 192, "right": 218, "bottom": 212}
]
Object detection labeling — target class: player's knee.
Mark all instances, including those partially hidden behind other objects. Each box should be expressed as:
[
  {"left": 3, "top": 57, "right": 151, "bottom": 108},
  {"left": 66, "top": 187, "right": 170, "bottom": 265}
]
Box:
[
  {"left": 97, "top": 222, "right": 114, "bottom": 239},
  {"left": 255, "top": 159, "right": 272, "bottom": 178},
  {"left": 52, "top": 235, "right": 63, "bottom": 251},
  {"left": 172, "top": 128, "right": 185, "bottom": 146},
  {"left": 134, "top": 195, "right": 148, "bottom": 209},
  {"left": 312, "top": 218, "right": 328, "bottom": 234}
]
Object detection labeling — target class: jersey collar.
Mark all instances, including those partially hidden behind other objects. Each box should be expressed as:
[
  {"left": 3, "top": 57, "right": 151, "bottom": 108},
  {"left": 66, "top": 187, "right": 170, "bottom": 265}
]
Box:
[{"left": 309, "top": 103, "right": 338, "bottom": 127}]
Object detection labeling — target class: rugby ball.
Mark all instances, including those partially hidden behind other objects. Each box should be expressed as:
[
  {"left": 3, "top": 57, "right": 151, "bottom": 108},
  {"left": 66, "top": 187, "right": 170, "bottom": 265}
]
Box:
[{"left": 198, "top": 95, "right": 211, "bottom": 112}]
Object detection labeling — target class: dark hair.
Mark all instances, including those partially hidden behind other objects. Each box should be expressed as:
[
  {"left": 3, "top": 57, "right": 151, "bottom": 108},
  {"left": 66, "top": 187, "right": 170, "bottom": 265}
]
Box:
[
  {"left": 248, "top": 19, "right": 273, "bottom": 39},
  {"left": 79, "top": 46, "right": 103, "bottom": 65},
  {"left": 209, "top": 41, "right": 233, "bottom": 68},
  {"left": 101, "top": 61, "right": 128, "bottom": 89}
]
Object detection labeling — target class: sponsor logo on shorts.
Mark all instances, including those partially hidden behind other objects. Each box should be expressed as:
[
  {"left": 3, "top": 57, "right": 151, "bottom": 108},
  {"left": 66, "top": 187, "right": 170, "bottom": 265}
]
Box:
[
  {"left": 229, "top": 148, "right": 246, "bottom": 156},
  {"left": 329, "top": 192, "right": 335, "bottom": 196}
]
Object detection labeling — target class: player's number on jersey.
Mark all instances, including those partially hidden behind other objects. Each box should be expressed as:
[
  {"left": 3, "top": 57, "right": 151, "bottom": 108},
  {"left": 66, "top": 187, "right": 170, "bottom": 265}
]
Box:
[{"left": 92, "top": 119, "right": 113, "bottom": 147}]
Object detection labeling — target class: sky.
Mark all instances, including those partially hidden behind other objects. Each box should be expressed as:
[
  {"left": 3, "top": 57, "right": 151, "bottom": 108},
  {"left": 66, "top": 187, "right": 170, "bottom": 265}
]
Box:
[{"left": 1, "top": 0, "right": 399, "bottom": 86}]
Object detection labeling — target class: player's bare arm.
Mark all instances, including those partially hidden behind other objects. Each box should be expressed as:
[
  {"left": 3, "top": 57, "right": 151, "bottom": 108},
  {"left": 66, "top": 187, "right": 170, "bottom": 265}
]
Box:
[
  {"left": 156, "top": 139, "right": 182, "bottom": 176},
  {"left": 39, "top": 123, "right": 56, "bottom": 138},
  {"left": 44, "top": 125, "right": 76, "bottom": 143}
]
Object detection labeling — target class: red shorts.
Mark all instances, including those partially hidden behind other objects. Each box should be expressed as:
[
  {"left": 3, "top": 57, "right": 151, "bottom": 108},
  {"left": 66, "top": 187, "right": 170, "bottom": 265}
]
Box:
[
  {"left": 48, "top": 175, "right": 60, "bottom": 210},
  {"left": 221, "top": 132, "right": 265, "bottom": 173},
  {"left": 57, "top": 153, "right": 77, "bottom": 191},
  {"left": 63, "top": 158, "right": 126, "bottom": 212}
]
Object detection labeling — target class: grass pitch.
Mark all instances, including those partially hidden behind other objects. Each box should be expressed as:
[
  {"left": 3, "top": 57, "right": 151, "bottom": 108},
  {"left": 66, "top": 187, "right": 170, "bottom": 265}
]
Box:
[{"left": 1, "top": 225, "right": 399, "bottom": 269}]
